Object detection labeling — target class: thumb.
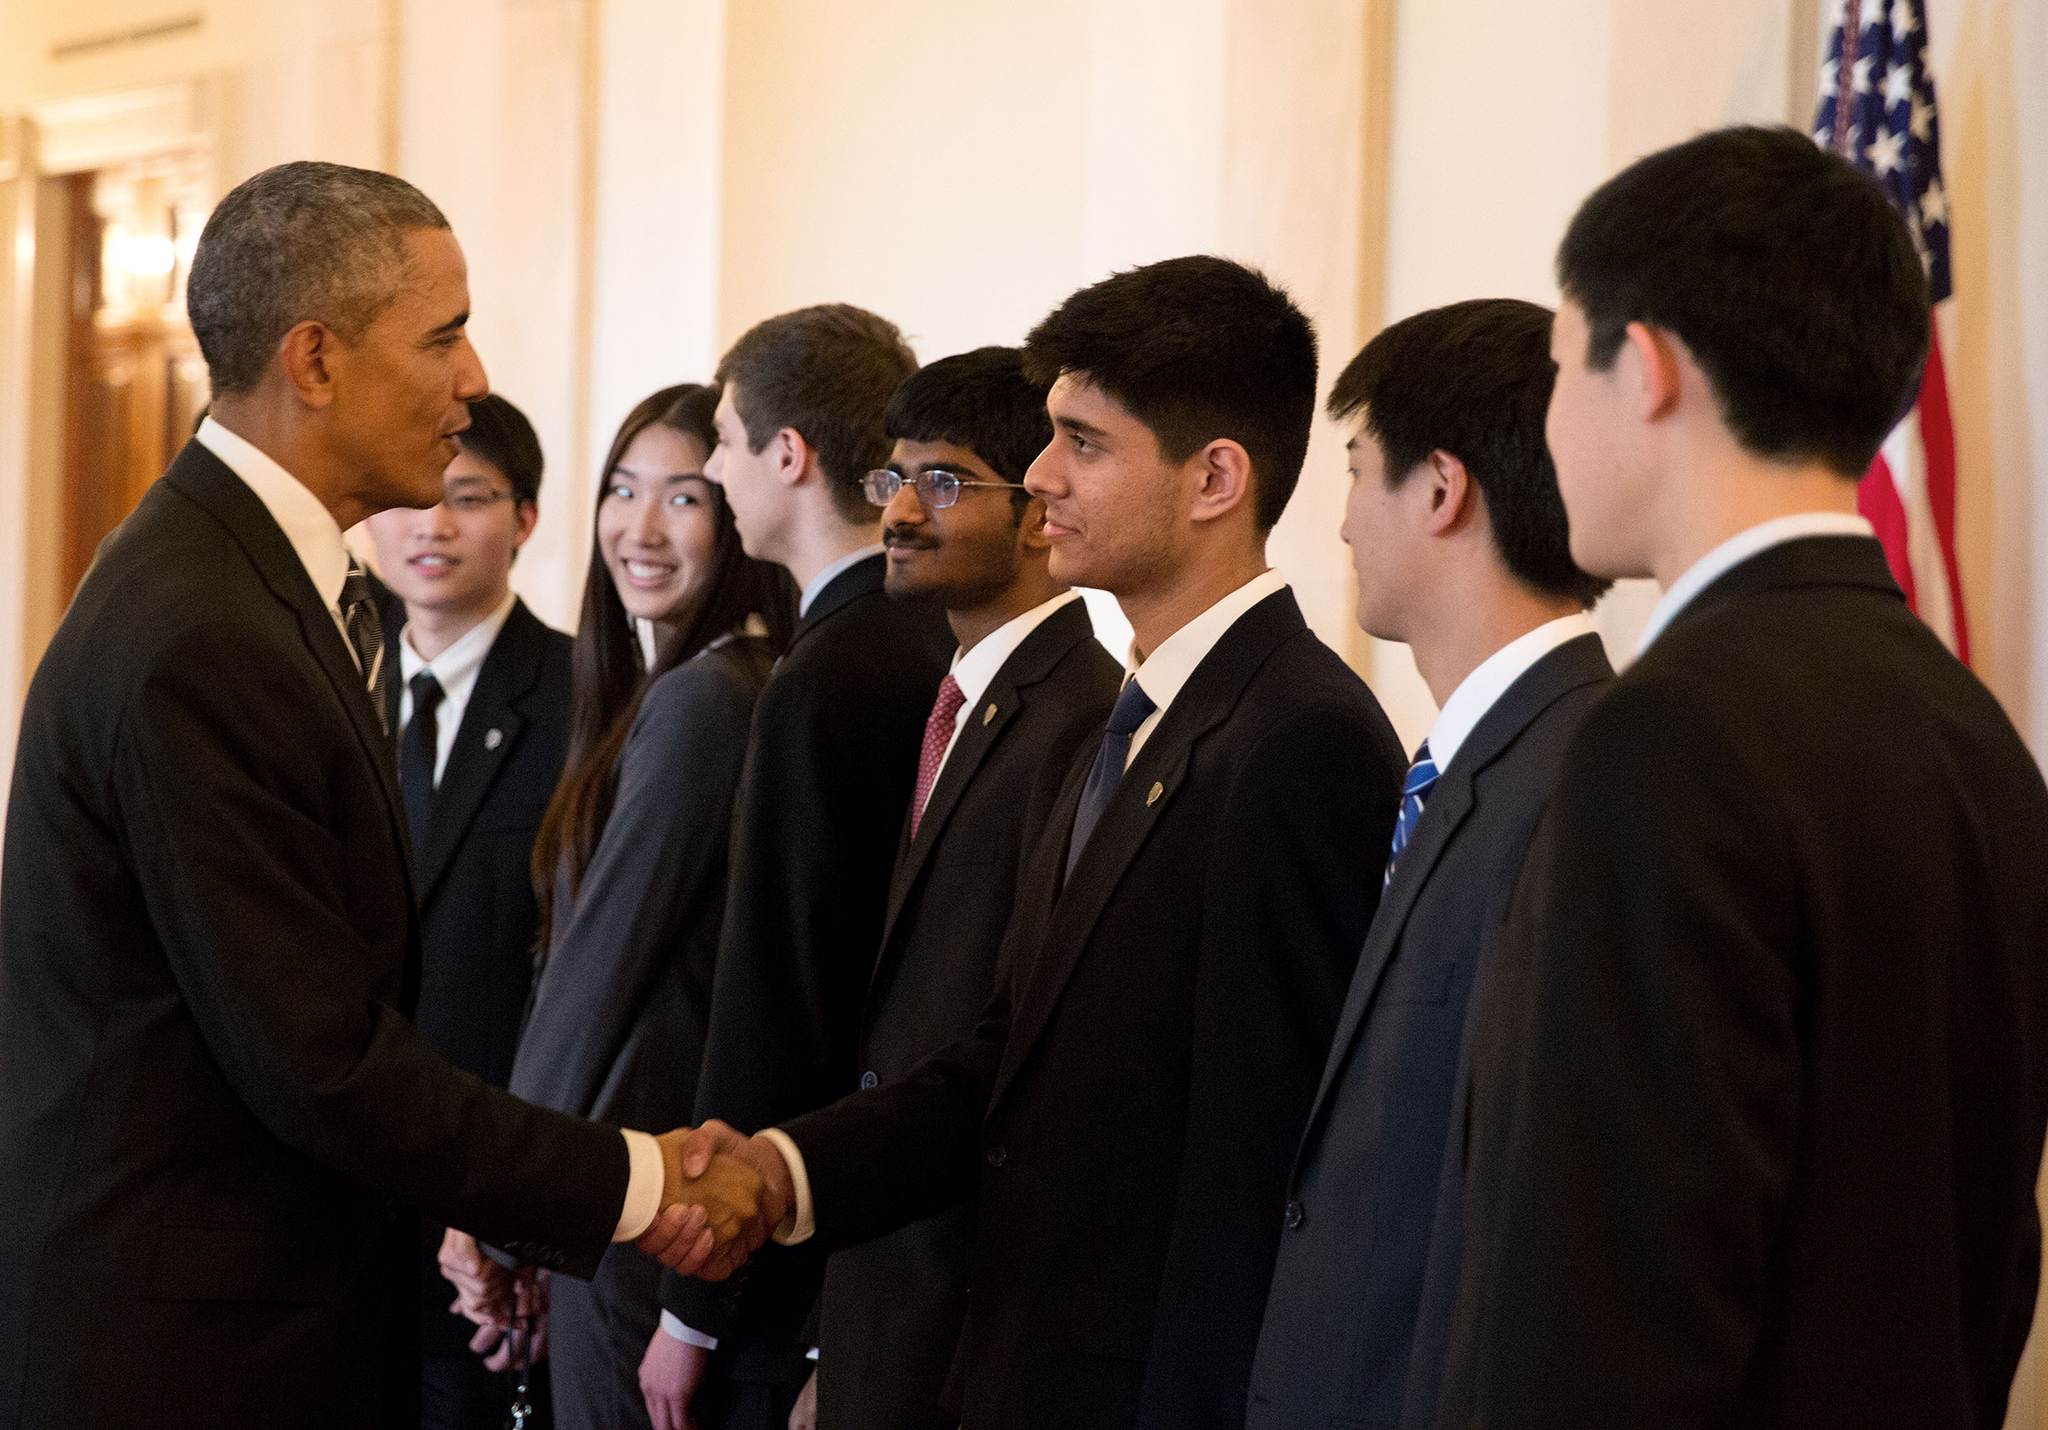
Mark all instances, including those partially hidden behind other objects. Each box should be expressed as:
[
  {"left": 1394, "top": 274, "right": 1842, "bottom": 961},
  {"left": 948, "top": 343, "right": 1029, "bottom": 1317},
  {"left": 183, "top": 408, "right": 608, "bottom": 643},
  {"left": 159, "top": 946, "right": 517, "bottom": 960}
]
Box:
[{"left": 683, "top": 1120, "right": 737, "bottom": 1179}]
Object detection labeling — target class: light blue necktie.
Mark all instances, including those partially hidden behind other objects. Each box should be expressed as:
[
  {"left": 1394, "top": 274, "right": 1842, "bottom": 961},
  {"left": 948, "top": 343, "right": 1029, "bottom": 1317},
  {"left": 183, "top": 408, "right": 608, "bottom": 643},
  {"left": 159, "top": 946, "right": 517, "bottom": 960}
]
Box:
[{"left": 1383, "top": 740, "right": 1440, "bottom": 886}]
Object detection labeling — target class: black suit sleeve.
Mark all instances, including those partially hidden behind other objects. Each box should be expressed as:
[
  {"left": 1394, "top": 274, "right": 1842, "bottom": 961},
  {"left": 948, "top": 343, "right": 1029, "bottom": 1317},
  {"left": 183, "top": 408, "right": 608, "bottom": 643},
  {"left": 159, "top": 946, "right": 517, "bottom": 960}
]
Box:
[
  {"left": 1443, "top": 676, "right": 1802, "bottom": 1428},
  {"left": 1140, "top": 700, "right": 1399, "bottom": 1425},
  {"left": 117, "top": 619, "right": 627, "bottom": 1275}
]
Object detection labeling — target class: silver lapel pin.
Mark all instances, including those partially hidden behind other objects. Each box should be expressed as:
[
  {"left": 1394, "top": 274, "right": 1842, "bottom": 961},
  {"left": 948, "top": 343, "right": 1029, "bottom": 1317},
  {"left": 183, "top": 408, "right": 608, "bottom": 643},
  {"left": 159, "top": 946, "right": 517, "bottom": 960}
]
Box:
[{"left": 484, "top": 728, "right": 504, "bottom": 750}]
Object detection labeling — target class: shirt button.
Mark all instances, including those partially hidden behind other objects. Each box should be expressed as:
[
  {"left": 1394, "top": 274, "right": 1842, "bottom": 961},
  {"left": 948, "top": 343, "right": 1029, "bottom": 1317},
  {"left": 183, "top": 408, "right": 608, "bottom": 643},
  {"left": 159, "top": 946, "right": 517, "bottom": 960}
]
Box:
[
  {"left": 859, "top": 1070, "right": 879, "bottom": 1090},
  {"left": 985, "top": 1144, "right": 1006, "bottom": 1168},
  {"left": 1283, "top": 1200, "right": 1305, "bottom": 1231}
]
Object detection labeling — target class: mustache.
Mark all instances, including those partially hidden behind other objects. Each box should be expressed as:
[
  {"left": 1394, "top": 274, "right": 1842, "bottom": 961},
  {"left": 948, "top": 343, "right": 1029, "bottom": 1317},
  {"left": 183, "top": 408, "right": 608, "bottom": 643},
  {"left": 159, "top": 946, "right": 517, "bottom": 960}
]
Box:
[{"left": 882, "top": 523, "right": 939, "bottom": 550}]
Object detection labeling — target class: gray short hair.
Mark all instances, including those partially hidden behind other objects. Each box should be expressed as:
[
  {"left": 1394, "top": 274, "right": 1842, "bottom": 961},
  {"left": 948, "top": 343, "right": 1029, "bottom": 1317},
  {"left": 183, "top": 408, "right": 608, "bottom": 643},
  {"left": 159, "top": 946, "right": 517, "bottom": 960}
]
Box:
[{"left": 187, "top": 160, "right": 450, "bottom": 397}]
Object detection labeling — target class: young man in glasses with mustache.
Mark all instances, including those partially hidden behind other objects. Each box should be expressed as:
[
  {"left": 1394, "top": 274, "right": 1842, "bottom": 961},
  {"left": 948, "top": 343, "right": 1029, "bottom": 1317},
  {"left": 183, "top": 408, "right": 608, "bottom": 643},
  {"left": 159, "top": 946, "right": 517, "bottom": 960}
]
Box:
[{"left": 801, "top": 346, "right": 1122, "bottom": 1430}]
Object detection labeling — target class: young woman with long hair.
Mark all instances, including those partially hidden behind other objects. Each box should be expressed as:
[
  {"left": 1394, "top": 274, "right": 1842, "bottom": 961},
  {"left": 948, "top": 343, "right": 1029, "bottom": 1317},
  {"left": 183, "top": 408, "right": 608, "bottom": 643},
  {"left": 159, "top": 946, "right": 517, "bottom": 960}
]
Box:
[{"left": 501, "top": 382, "right": 795, "bottom": 1427}]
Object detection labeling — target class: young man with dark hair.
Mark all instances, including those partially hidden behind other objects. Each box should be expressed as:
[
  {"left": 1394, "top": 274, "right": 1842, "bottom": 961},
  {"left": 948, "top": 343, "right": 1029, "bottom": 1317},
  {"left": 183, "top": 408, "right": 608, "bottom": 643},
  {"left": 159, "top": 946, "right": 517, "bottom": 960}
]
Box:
[
  {"left": 1246, "top": 298, "right": 1613, "bottom": 1430},
  {"left": 647, "top": 255, "right": 1405, "bottom": 1430},
  {"left": 642, "top": 305, "right": 956, "bottom": 1430},
  {"left": 810, "top": 346, "right": 1122, "bottom": 1430},
  {"left": 1439, "top": 125, "right": 2048, "bottom": 1430},
  {"left": 365, "top": 392, "right": 573, "bottom": 1430}
]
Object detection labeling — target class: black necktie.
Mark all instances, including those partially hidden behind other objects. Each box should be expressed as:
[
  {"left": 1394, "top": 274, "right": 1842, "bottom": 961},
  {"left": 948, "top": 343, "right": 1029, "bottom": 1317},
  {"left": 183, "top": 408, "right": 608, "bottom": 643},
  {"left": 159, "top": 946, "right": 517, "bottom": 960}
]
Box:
[
  {"left": 400, "top": 671, "right": 444, "bottom": 856},
  {"left": 339, "top": 560, "right": 389, "bottom": 733},
  {"left": 1065, "top": 676, "right": 1158, "bottom": 877}
]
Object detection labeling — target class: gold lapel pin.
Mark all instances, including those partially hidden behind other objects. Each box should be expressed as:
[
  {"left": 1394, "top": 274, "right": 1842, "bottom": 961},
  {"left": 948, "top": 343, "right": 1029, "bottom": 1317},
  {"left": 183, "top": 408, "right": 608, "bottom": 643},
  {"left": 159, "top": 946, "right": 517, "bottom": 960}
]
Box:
[
  {"left": 983, "top": 703, "right": 998, "bottom": 725},
  {"left": 1147, "top": 781, "right": 1163, "bottom": 806}
]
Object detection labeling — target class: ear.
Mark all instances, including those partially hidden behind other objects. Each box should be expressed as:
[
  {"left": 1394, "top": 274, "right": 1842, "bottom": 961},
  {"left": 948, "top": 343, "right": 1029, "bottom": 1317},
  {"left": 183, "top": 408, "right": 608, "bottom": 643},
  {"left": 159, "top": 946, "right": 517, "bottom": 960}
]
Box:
[
  {"left": 772, "top": 428, "right": 811, "bottom": 488},
  {"left": 1017, "top": 494, "right": 1052, "bottom": 553},
  {"left": 277, "top": 320, "right": 339, "bottom": 410},
  {"left": 1422, "top": 450, "right": 1480, "bottom": 539},
  {"left": 511, "top": 499, "right": 540, "bottom": 550},
  {"left": 1187, "top": 438, "right": 1254, "bottom": 526},
  {"left": 1621, "top": 320, "right": 1682, "bottom": 423}
]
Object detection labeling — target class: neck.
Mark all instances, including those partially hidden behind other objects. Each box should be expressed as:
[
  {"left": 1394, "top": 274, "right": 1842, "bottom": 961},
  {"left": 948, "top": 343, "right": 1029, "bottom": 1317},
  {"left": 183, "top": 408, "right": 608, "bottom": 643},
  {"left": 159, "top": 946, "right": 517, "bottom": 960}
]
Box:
[
  {"left": 783, "top": 513, "right": 880, "bottom": 594},
  {"left": 950, "top": 573, "right": 1066, "bottom": 655},
  {"left": 1647, "top": 450, "right": 1859, "bottom": 590},
  {"left": 1407, "top": 574, "right": 1581, "bottom": 708},
  {"left": 403, "top": 591, "right": 507, "bottom": 662},
  {"left": 209, "top": 394, "right": 375, "bottom": 531},
  {"left": 1119, "top": 540, "right": 1268, "bottom": 663}
]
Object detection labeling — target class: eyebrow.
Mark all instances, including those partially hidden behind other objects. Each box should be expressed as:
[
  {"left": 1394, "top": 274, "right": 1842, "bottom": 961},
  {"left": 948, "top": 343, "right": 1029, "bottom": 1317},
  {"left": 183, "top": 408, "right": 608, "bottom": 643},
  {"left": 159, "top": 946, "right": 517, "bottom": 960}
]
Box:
[
  {"left": 612, "top": 464, "right": 707, "bottom": 482},
  {"left": 1052, "top": 414, "right": 1111, "bottom": 443},
  {"left": 424, "top": 310, "right": 470, "bottom": 341}
]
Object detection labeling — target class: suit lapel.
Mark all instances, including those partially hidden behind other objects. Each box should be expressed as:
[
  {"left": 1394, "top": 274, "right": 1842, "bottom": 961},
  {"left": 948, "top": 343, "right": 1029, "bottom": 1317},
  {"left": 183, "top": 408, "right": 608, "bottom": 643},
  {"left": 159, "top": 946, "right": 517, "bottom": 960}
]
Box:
[
  {"left": 1292, "top": 633, "right": 1614, "bottom": 1170},
  {"left": 416, "top": 601, "right": 545, "bottom": 902},
  {"left": 783, "top": 552, "right": 887, "bottom": 662},
  {"left": 990, "top": 591, "right": 1304, "bottom": 1112},
  {"left": 163, "top": 442, "right": 416, "bottom": 903}
]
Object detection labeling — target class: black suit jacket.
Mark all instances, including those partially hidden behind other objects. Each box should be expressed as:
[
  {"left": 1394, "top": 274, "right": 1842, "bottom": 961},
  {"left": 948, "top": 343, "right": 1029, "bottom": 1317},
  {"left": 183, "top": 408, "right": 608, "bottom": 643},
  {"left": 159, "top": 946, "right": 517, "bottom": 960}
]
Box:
[
  {"left": 664, "top": 553, "right": 954, "bottom": 1347},
  {"left": 1442, "top": 536, "right": 2048, "bottom": 1430},
  {"left": 382, "top": 599, "right": 574, "bottom": 1357},
  {"left": 817, "top": 597, "right": 1121, "bottom": 1430},
  {"left": 783, "top": 588, "right": 1405, "bottom": 1430},
  {"left": 1246, "top": 633, "right": 1612, "bottom": 1430},
  {"left": 0, "top": 441, "right": 628, "bottom": 1430}
]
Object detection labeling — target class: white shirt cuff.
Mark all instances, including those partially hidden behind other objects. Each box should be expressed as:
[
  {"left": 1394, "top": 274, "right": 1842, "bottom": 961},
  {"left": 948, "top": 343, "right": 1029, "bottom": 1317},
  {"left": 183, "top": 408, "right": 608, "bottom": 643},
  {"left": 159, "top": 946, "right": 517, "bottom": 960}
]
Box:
[
  {"left": 756, "top": 1126, "right": 815, "bottom": 1245},
  {"left": 614, "top": 1129, "right": 665, "bottom": 1241},
  {"left": 659, "top": 1310, "right": 719, "bottom": 1349}
]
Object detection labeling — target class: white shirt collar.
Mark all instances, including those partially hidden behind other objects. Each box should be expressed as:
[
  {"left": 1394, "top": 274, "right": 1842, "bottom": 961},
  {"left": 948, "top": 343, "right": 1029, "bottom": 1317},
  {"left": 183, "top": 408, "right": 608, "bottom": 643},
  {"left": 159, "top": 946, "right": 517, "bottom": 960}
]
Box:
[
  {"left": 397, "top": 589, "right": 518, "bottom": 699},
  {"left": 195, "top": 415, "right": 352, "bottom": 615},
  {"left": 1123, "top": 567, "right": 1289, "bottom": 767},
  {"left": 1427, "top": 612, "right": 1595, "bottom": 775},
  {"left": 1636, "top": 512, "right": 1875, "bottom": 656},
  {"left": 799, "top": 544, "right": 886, "bottom": 617},
  {"left": 948, "top": 590, "right": 1081, "bottom": 710}
]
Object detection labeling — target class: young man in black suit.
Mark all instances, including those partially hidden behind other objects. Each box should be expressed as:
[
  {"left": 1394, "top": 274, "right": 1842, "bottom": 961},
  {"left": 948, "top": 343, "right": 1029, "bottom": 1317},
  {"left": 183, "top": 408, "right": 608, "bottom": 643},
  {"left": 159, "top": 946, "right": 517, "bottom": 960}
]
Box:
[
  {"left": 648, "top": 256, "right": 1407, "bottom": 1430},
  {"left": 642, "top": 306, "right": 955, "bottom": 1430},
  {"left": 1439, "top": 125, "right": 2048, "bottom": 1430},
  {"left": 0, "top": 162, "right": 720, "bottom": 1430},
  {"left": 1245, "top": 299, "right": 1613, "bottom": 1430},
  {"left": 810, "top": 346, "right": 1122, "bottom": 1430},
  {"left": 364, "top": 392, "right": 573, "bottom": 1429}
]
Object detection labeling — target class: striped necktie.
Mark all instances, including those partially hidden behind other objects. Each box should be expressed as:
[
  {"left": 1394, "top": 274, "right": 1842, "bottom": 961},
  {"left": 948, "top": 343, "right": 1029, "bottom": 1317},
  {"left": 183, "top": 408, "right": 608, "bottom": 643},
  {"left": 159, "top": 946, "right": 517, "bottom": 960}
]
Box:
[
  {"left": 339, "top": 559, "right": 390, "bottom": 734},
  {"left": 1383, "top": 740, "right": 1440, "bottom": 886}
]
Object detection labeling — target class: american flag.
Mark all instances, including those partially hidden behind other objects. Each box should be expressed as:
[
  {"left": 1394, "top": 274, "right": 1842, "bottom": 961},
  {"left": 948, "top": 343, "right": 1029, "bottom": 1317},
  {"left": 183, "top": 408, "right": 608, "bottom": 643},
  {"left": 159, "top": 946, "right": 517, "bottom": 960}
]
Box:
[{"left": 1814, "top": 0, "right": 1968, "bottom": 662}]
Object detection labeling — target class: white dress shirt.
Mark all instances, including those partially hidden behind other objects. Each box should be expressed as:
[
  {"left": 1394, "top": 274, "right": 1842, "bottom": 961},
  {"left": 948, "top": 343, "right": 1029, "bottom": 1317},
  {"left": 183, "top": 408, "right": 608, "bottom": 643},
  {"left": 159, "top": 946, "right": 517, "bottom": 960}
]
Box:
[
  {"left": 1121, "top": 567, "right": 1290, "bottom": 769},
  {"left": 1636, "top": 512, "right": 1875, "bottom": 656},
  {"left": 195, "top": 416, "right": 663, "bottom": 1244},
  {"left": 799, "top": 544, "right": 887, "bottom": 617},
  {"left": 1425, "top": 613, "right": 1597, "bottom": 775},
  {"left": 396, "top": 591, "right": 519, "bottom": 786},
  {"left": 928, "top": 590, "right": 1082, "bottom": 787}
]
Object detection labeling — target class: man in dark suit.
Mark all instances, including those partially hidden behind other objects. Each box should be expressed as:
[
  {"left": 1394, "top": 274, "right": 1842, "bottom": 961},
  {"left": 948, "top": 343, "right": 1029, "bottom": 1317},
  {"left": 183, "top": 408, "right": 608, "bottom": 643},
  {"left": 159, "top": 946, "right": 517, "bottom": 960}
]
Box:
[
  {"left": 650, "top": 256, "right": 1406, "bottom": 1430},
  {"left": 812, "top": 346, "right": 1121, "bottom": 1430},
  {"left": 0, "top": 161, "right": 716, "bottom": 1430},
  {"left": 641, "top": 306, "right": 955, "bottom": 1430},
  {"left": 1439, "top": 126, "right": 2048, "bottom": 1429},
  {"left": 1245, "top": 299, "right": 1612, "bottom": 1430},
  {"left": 364, "top": 392, "right": 573, "bottom": 1428}
]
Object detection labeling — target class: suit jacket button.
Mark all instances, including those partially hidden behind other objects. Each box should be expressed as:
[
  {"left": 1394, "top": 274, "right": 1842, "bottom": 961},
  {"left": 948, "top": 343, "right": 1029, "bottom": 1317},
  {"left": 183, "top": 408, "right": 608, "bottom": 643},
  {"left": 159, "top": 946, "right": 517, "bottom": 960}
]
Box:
[
  {"left": 1283, "top": 1200, "right": 1305, "bottom": 1231},
  {"left": 985, "top": 1144, "right": 1006, "bottom": 1168}
]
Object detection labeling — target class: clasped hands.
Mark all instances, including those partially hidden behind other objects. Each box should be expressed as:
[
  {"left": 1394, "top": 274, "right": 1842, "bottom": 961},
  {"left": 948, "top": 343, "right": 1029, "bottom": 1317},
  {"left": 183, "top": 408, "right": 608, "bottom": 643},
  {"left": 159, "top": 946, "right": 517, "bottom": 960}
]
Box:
[
  {"left": 439, "top": 1228, "right": 549, "bottom": 1370},
  {"left": 635, "top": 1121, "right": 794, "bottom": 1280}
]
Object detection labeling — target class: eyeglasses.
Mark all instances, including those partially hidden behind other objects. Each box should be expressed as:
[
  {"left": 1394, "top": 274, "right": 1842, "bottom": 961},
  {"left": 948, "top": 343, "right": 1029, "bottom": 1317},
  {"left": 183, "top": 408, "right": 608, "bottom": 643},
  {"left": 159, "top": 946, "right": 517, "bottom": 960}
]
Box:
[
  {"left": 443, "top": 485, "right": 517, "bottom": 514},
  {"left": 863, "top": 468, "right": 1028, "bottom": 510}
]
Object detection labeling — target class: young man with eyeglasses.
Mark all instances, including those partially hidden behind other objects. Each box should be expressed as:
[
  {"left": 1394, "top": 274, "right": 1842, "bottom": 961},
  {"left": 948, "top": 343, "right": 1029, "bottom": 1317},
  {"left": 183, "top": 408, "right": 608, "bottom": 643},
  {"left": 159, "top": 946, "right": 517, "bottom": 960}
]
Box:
[
  {"left": 364, "top": 391, "right": 575, "bottom": 1430},
  {"left": 797, "top": 346, "right": 1123, "bottom": 1430}
]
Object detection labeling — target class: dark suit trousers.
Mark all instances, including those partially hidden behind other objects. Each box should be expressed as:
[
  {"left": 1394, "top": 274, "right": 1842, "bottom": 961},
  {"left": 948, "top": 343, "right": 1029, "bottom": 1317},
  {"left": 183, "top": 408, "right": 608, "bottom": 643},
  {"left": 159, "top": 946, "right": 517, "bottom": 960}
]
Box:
[{"left": 550, "top": 1244, "right": 661, "bottom": 1430}]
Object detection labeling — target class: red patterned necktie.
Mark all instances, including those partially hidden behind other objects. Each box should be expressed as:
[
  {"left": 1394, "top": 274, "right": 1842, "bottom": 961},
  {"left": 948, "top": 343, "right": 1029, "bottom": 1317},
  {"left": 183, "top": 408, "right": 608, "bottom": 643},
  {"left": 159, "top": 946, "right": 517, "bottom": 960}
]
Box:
[{"left": 910, "top": 675, "right": 967, "bottom": 840}]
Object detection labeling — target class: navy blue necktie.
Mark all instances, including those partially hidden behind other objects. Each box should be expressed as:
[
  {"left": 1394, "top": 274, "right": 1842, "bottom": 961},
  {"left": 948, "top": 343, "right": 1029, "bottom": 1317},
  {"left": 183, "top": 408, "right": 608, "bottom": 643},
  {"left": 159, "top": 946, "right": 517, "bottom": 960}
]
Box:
[
  {"left": 1383, "top": 740, "right": 1440, "bottom": 886},
  {"left": 1065, "top": 677, "right": 1158, "bottom": 877}
]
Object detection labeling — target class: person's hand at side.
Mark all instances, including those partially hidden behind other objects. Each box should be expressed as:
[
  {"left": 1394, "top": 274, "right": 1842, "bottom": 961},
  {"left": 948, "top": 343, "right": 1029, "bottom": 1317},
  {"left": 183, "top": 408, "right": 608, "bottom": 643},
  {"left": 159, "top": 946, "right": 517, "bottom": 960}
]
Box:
[
  {"left": 439, "top": 1226, "right": 515, "bottom": 1327},
  {"left": 789, "top": 1365, "right": 818, "bottom": 1430},
  {"left": 640, "top": 1323, "right": 711, "bottom": 1430},
  {"left": 637, "top": 1122, "right": 793, "bottom": 1279}
]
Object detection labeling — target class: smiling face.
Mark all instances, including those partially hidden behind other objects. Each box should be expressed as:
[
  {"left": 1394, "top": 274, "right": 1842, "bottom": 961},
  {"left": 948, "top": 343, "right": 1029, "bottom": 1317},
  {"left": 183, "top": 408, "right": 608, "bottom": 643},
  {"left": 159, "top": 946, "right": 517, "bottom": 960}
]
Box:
[
  {"left": 1023, "top": 373, "right": 1181, "bottom": 597},
  {"left": 879, "top": 438, "right": 1028, "bottom": 608},
  {"left": 325, "top": 226, "right": 490, "bottom": 513},
  {"left": 597, "top": 424, "right": 720, "bottom": 631},
  {"left": 365, "top": 446, "right": 536, "bottom": 626}
]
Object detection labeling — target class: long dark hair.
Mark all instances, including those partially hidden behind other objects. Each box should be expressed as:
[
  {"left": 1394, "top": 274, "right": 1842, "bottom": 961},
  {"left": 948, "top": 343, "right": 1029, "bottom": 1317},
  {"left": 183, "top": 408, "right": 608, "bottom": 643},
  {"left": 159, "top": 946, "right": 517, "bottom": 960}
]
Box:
[{"left": 531, "top": 383, "right": 797, "bottom": 939}]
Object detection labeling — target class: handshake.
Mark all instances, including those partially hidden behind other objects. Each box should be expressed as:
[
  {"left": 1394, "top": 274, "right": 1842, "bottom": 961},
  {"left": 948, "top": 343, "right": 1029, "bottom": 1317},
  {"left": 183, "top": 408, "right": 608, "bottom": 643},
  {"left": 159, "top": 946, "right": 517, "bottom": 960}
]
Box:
[{"left": 636, "top": 1120, "right": 796, "bottom": 1280}]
